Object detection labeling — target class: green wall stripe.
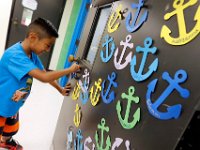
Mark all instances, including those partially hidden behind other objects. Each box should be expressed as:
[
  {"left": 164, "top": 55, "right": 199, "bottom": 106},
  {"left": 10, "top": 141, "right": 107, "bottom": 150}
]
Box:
[{"left": 56, "top": 0, "right": 82, "bottom": 70}]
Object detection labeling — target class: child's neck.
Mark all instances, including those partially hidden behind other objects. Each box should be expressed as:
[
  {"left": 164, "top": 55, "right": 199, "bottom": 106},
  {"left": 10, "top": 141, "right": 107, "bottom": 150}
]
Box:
[{"left": 21, "top": 40, "right": 32, "bottom": 58}]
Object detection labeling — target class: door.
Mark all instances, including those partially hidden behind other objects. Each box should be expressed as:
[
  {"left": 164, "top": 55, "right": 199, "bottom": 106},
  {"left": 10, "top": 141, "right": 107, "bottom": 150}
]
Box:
[
  {"left": 53, "top": 0, "right": 200, "bottom": 150},
  {"left": 6, "top": 0, "right": 66, "bottom": 69}
]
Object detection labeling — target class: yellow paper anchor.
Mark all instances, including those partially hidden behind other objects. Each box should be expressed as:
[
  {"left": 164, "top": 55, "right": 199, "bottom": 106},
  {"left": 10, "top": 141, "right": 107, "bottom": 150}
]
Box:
[
  {"left": 90, "top": 78, "right": 102, "bottom": 106},
  {"left": 161, "top": 0, "right": 200, "bottom": 45},
  {"left": 72, "top": 82, "right": 81, "bottom": 100},
  {"left": 73, "top": 104, "right": 82, "bottom": 127},
  {"left": 108, "top": 4, "right": 122, "bottom": 33}
]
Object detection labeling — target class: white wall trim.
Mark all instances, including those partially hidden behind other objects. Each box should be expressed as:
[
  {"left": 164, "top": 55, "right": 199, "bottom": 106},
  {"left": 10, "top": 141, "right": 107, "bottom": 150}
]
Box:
[
  {"left": 49, "top": 0, "right": 74, "bottom": 70},
  {"left": 0, "top": 0, "right": 13, "bottom": 58}
]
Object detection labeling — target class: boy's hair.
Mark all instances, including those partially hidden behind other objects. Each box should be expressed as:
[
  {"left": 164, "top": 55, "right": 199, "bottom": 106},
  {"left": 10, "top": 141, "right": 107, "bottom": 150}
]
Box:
[{"left": 26, "top": 17, "right": 59, "bottom": 39}]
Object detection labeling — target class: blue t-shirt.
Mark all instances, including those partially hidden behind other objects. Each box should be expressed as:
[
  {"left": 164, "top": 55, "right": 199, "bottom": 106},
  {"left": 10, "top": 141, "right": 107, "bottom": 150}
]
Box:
[{"left": 0, "top": 42, "right": 44, "bottom": 117}]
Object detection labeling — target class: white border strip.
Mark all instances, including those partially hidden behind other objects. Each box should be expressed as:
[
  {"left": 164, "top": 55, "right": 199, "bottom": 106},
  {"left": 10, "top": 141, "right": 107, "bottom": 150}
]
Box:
[
  {"left": 0, "top": 0, "right": 13, "bottom": 58},
  {"left": 49, "top": 0, "right": 74, "bottom": 70}
]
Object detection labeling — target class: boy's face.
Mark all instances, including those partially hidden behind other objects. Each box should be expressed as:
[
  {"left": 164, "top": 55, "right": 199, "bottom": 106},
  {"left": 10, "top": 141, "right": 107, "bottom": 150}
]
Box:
[{"left": 29, "top": 34, "right": 56, "bottom": 55}]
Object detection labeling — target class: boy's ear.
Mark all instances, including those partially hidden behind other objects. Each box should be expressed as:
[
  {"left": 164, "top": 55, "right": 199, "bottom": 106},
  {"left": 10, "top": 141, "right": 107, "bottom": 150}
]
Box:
[{"left": 28, "top": 32, "right": 39, "bottom": 41}]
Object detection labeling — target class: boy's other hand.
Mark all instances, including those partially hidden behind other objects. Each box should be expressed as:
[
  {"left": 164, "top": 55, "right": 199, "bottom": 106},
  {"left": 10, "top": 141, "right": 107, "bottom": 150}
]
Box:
[
  {"left": 69, "top": 63, "right": 80, "bottom": 73},
  {"left": 61, "top": 83, "right": 71, "bottom": 96},
  {"left": 12, "top": 90, "right": 28, "bottom": 102}
]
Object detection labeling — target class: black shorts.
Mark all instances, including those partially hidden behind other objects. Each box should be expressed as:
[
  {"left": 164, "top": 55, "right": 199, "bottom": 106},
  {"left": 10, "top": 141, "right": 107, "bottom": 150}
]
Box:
[{"left": 0, "top": 113, "right": 19, "bottom": 137}]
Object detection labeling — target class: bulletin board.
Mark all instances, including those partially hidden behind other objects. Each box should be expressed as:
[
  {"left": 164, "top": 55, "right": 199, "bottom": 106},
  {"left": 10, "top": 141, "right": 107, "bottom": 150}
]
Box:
[{"left": 53, "top": 0, "right": 200, "bottom": 150}]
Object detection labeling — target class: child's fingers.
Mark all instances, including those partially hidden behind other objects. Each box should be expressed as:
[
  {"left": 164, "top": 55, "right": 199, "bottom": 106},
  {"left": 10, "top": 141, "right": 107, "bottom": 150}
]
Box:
[
  {"left": 62, "top": 88, "right": 71, "bottom": 93},
  {"left": 65, "top": 83, "right": 71, "bottom": 86},
  {"left": 65, "top": 89, "right": 71, "bottom": 92},
  {"left": 64, "top": 83, "right": 71, "bottom": 89},
  {"left": 64, "top": 86, "right": 71, "bottom": 90},
  {"left": 75, "top": 65, "right": 80, "bottom": 71},
  {"left": 72, "top": 63, "right": 81, "bottom": 71},
  {"left": 61, "top": 88, "right": 71, "bottom": 96},
  {"left": 61, "top": 83, "right": 72, "bottom": 96},
  {"left": 65, "top": 84, "right": 71, "bottom": 88},
  {"left": 63, "top": 91, "right": 70, "bottom": 96}
]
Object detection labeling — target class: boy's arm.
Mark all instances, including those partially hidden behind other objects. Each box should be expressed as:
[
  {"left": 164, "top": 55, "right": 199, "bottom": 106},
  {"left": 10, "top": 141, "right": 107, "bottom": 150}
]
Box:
[
  {"left": 49, "top": 81, "right": 71, "bottom": 96},
  {"left": 49, "top": 80, "right": 62, "bottom": 93},
  {"left": 28, "top": 63, "right": 79, "bottom": 82}
]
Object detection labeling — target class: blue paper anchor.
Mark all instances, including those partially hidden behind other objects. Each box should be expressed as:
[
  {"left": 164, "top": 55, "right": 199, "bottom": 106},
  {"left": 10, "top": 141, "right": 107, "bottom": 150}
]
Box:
[
  {"left": 130, "top": 37, "right": 158, "bottom": 82},
  {"left": 100, "top": 35, "right": 116, "bottom": 63},
  {"left": 74, "top": 129, "right": 83, "bottom": 150},
  {"left": 101, "top": 72, "right": 118, "bottom": 104},
  {"left": 146, "top": 69, "right": 190, "bottom": 120},
  {"left": 80, "top": 81, "right": 89, "bottom": 105},
  {"left": 125, "top": 0, "right": 148, "bottom": 33}
]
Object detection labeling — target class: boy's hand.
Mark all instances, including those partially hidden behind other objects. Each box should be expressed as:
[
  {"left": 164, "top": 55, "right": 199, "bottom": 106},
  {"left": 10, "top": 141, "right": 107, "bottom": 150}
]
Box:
[
  {"left": 12, "top": 90, "right": 28, "bottom": 102},
  {"left": 60, "top": 83, "right": 71, "bottom": 96},
  {"left": 70, "top": 63, "right": 80, "bottom": 73}
]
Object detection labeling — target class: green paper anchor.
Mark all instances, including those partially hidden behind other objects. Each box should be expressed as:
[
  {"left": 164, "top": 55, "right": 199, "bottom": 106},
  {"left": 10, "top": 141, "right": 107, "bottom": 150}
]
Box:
[
  {"left": 95, "top": 118, "right": 111, "bottom": 150},
  {"left": 116, "top": 86, "right": 140, "bottom": 129}
]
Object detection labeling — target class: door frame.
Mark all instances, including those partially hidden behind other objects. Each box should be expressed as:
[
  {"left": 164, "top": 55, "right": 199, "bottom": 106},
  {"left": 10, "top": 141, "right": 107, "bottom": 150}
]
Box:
[{"left": 60, "top": 0, "right": 92, "bottom": 86}]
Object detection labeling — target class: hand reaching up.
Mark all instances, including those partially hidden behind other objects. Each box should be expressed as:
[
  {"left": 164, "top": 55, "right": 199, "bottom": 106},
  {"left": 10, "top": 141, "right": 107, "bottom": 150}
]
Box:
[
  {"left": 69, "top": 63, "right": 80, "bottom": 73},
  {"left": 60, "top": 83, "right": 71, "bottom": 96}
]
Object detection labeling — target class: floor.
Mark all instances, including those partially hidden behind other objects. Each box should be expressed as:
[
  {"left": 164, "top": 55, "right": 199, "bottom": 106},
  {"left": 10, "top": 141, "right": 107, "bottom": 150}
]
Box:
[{"left": 11, "top": 79, "right": 64, "bottom": 150}]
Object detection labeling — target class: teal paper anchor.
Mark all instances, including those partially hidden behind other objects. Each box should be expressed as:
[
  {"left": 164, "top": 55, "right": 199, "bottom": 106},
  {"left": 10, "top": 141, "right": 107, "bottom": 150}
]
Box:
[
  {"left": 130, "top": 37, "right": 158, "bottom": 82},
  {"left": 80, "top": 81, "right": 89, "bottom": 105},
  {"left": 95, "top": 118, "right": 111, "bottom": 150},
  {"left": 100, "top": 34, "right": 115, "bottom": 63},
  {"left": 101, "top": 72, "right": 118, "bottom": 104},
  {"left": 74, "top": 129, "right": 83, "bottom": 150},
  {"left": 116, "top": 86, "right": 140, "bottom": 129}
]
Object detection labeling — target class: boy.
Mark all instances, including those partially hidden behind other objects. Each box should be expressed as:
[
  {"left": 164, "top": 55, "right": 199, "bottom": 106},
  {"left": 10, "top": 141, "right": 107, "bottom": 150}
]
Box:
[{"left": 0, "top": 17, "right": 80, "bottom": 149}]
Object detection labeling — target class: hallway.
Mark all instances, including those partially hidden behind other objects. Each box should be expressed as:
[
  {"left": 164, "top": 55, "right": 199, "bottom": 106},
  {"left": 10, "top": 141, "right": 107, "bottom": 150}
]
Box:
[{"left": 14, "top": 79, "right": 64, "bottom": 150}]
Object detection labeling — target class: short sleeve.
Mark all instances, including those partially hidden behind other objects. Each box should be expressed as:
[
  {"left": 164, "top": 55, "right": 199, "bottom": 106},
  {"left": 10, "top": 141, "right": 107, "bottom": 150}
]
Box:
[{"left": 7, "top": 54, "right": 38, "bottom": 81}]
